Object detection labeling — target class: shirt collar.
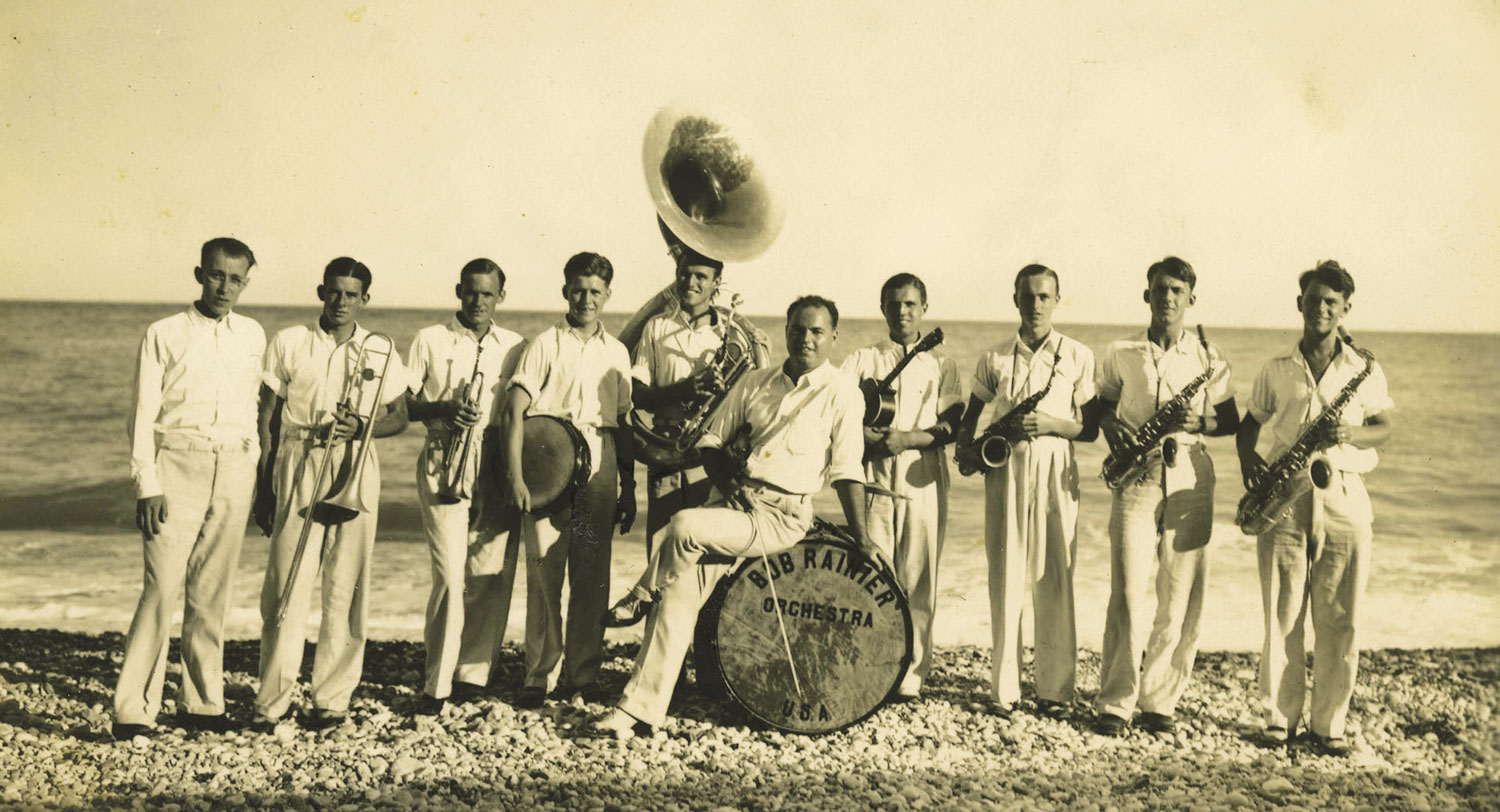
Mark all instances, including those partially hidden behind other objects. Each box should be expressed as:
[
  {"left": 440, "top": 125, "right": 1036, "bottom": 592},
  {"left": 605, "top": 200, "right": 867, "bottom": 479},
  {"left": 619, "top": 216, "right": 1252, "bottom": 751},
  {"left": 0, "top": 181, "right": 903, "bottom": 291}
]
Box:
[
  {"left": 778, "top": 359, "right": 835, "bottom": 388},
  {"left": 185, "top": 303, "right": 238, "bottom": 331},
  {"left": 448, "top": 313, "right": 500, "bottom": 347},
  {"left": 672, "top": 306, "right": 720, "bottom": 330},
  {"left": 880, "top": 330, "right": 933, "bottom": 353},
  {"left": 1136, "top": 327, "right": 1194, "bottom": 355},
  {"left": 314, "top": 319, "right": 367, "bottom": 346},
  {"left": 1008, "top": 330, "right": 1057, "bottom": 360},
  {"left": 556, "top": 319, "right": 606, "bottom": 343}
]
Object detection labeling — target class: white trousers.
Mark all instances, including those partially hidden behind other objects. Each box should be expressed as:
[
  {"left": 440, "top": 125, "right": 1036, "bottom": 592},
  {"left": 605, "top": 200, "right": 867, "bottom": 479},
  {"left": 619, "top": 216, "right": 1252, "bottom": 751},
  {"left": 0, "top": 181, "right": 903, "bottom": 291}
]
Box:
[
  {"left": 618, "top": 488, "right": 814, "bottom": 727},
  {"left": 1097, "top": 443, "right": 1213, "bottom": 720},
  {"left": 983, "top": 437, "right": 1078, "bottom": 707},
  {"left": 114, "top": 443, "right": 257, "bottom": 725},
  {"left": 1257, "top": 470, "right": 1372, "bottom": 739},
  {"left": 256, "top": 435, "right": 380, "bottom": 719},
  {"left": 522, "top": 433, "right": 617, "bottom": 693},
  {"left": 416, "top": 428, "right": 520, "bottom": 699},
  {"left": 866, "top": 446, "right": 947, "bottom": 697},
  {"left": 645, "top": 465, "right": 713, "bottom": 558}
]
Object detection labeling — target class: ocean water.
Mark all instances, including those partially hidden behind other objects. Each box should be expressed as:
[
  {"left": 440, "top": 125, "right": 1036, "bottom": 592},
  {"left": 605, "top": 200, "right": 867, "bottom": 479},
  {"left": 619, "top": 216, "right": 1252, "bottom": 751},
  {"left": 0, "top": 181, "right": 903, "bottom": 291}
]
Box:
[{"left": 1, "top": 300, "right": 1497, "bottom": 651}]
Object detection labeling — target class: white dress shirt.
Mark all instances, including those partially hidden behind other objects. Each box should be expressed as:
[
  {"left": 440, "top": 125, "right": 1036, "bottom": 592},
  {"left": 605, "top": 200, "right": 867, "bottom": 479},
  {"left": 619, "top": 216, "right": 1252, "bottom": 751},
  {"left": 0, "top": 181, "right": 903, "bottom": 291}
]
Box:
[
  {"left": 1248, "top": 340, "right": 1393, "bottom": 474},
  {"left": 972, "top": 330, "right": 1095, "bottom": 429},
  {"left": 127, "top": 306, "right": 266, "bottom": 499},
  {"left": 262, "top": 322, "right": 408, "bottom": 431},
  {"left": 508, "top": 322, "right": 632, "bottom": 429},
  {"left": 407, "top": 316, "right": 527, "bottom": 432},
  {"left": 697, "top": 361, "right": 865, "bottom": 494},
  {"left": 842, "top": 334, "right": 963, "bottom": 434},
  {"left": 631, "top": 309, "right": 725, "bottom": 426},
  {"left": 1096, "top": 328, "right": 1233, "bottom": 445}
]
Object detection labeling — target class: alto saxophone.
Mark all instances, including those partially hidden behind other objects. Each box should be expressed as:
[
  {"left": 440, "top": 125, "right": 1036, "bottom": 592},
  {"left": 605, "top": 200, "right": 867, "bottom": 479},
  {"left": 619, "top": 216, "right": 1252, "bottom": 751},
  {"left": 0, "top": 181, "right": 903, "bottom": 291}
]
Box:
[
  {"left": 1100, "top": 326, "right": 1215, "bottom": 490},
  {"left": 1235, "top": 333, "right": 1375, "bottom": 535},
  {"left": 956, "top": 344, "right": 1062, "bottom": 476}
]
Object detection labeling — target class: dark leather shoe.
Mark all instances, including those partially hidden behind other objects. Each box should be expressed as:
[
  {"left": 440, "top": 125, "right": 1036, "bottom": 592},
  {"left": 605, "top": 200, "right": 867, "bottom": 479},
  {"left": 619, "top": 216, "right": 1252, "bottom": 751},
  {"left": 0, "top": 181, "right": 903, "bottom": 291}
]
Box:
[
  {"left": 414, "top": 695, "right": 445, "bottom": 716},
  {"left": 450, "top": 682, "right": 486, "bottom": 704},
  {"left": 514, "top": 686, "right": 546, "bottom": 710},
  {"left": 1137, "top": 712, "right": 1176, "bottom": 735},
  {"left": 300, "top": 709, "right": 347, "bottom": 731},
  {"left": 576, "top": 684, "right": 609, "bottom": 705},
  {"left": 1309, "top": 733, "right": 1351, "bottom": 756},
  {"left": 1093, "top": 713, "right": 1129, "bottom": 737},
  {"left": 111, "top": 722, "right": 155, "bottom": 741},
  {"left": 604, "top": 593, "right": 652, "bottom": 628},
  {"left": 177, "top": 713, "right": 240, "bottom": 733}
]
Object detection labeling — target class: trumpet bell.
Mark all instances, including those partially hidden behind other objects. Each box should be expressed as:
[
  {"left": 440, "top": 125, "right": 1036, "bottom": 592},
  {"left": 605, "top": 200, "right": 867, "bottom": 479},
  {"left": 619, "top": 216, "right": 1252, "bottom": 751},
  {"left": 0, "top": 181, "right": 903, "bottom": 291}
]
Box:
[{"left": 643, "top": 101, "right": 784, "bottom": 263}]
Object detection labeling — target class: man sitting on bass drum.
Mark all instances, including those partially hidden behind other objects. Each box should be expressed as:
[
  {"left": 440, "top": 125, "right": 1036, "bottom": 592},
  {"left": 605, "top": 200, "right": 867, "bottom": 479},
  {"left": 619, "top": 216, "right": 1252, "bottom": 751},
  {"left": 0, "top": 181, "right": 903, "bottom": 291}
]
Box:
[{"left": 594, "top": 295, "right": 870, "bottom": 739}]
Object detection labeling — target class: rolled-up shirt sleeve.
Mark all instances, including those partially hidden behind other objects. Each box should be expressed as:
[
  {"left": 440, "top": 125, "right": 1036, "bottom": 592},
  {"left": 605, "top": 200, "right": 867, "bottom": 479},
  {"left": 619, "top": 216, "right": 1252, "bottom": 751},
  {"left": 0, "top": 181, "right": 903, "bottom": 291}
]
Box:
[
  {"left": 127, "top": 328, "right": 166, "bottom": 499},
  {"left": 261, "top": 333, "right": 291, "bottom": 398},
  {"left": 405, "top": 333, "right": 430, "bottom": 395},
  {"left": 938, "top": 355, "right": 963, "bottom": 413},
  {"left": 1096, "top": 346, "right": 1123, "bottom": 403},
  {"left": 630, "top": 320, "right": 657, "bottom": 385},
  {"left": 507, "top": 336, "right": 550, "bottom": 401},
  {"left": 1073, "top": 346, "right": 1097, "bottom": 415},
  {"left": 1247, "top": 364, "right": 1277, "bottom": 424},
  {"left": 697, "top": 373, "right": 750, "bottom": 451},
  {"left": 825, "top": 379, "right": 866, "bottom": 485},
  {"left": 971, "top": 351, "right": 999, "bottom": 404}
]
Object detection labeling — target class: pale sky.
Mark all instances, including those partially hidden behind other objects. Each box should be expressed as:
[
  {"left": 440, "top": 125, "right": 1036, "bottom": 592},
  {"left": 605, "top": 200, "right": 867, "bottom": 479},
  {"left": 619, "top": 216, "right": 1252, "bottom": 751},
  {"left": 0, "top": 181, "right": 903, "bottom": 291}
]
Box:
[{"left": 3, "top": 1, "right": 1498, "bottom": 332}]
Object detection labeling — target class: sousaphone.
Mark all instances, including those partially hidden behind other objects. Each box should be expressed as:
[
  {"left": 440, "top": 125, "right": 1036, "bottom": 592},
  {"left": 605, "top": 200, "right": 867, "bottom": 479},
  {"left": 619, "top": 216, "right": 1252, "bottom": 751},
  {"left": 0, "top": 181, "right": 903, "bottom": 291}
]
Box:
[{"left": 626, "top": 102, "right": 783, "bottom": 470}]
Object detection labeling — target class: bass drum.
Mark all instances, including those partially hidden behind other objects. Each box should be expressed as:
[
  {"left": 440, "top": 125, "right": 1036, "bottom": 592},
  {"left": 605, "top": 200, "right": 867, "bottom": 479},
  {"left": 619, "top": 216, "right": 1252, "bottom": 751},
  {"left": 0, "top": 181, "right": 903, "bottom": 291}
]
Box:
[
  {"left": 694, "top": 519, "right": 912, "bottom": 734},
  {"left": 518, "top": 415, "right": 590, "bottom": 515}
]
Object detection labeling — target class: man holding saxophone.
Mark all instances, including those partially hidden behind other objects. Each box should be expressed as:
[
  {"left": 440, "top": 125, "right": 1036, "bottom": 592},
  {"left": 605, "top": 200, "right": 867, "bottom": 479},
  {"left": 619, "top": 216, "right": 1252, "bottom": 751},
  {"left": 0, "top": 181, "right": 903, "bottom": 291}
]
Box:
[
  {"left": 405, "top": 259, "right": 527, "bottom": 714},
  {"left": 955, "top": 264, "right": 1096, "bottom": 717},
  {"left": 252, "top": 257, "right": 408, "bottom": 731},
  {"left": 1093, "top": 256, "right": 1238, "bottom": 738},
  {"left": 1236, "top": 260, "right": 1393, "bottom": 755}
]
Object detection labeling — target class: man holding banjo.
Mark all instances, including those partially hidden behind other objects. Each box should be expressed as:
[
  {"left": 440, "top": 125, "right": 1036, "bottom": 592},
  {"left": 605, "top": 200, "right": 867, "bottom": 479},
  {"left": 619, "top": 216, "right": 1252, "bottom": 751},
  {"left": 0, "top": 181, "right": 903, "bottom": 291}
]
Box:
[{"left": 404, "top": 258, "right": 527, "bottom": 714}]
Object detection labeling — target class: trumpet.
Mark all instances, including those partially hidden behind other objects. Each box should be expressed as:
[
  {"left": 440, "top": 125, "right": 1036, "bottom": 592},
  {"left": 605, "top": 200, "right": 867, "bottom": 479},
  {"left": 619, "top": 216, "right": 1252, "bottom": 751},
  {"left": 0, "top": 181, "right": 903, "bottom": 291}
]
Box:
[
  {"left": 437, "top": 353, "right": 485, "bottom": 504},
  {"left": 275, "top": 332, "right": 395, "bottom": 625}
]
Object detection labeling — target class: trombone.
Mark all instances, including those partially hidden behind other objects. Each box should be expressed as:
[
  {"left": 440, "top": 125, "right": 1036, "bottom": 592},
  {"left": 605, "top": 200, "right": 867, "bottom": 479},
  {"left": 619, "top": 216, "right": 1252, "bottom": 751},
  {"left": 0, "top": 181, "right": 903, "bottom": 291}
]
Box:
[
  {"left": 275, "top": 332, "right": 396, "bottom": 625},
  {"left": 436, "top": 355, "right": 485, "bottom": 504}
]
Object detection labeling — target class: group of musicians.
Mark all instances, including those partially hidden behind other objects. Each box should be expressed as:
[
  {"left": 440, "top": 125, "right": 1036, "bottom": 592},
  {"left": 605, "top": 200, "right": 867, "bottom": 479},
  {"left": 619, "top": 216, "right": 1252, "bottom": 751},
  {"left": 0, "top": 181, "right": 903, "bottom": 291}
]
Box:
[{"left": 116, "top": 235, "right": 1393, "bottom": 758}]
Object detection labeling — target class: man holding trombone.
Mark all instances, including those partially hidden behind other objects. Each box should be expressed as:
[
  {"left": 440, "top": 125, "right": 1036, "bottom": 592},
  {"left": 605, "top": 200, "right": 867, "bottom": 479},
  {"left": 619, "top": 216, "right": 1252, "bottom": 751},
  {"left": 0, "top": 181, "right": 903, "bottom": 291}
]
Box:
[
  {"left": 251, "top": 257, "right": 408, "bottom": 731},
  {"left": 404, "top": 259, "right": 526, "bottom": 714}
]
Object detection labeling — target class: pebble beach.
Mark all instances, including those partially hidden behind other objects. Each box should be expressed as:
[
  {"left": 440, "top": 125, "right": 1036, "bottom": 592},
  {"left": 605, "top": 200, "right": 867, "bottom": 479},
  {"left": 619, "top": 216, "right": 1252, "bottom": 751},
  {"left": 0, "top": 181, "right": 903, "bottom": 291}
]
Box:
[{"left": 1, "top": 629, "right": 1495, "bottom": 812}]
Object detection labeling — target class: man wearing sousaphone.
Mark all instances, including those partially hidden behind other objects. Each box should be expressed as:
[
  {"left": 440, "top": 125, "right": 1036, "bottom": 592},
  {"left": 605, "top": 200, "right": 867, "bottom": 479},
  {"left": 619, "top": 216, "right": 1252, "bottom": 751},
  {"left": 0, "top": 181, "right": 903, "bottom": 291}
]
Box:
[
  {"left": 503, "top": 252, "right": 636, "bottom": 709},
  {"left": 1236, "top": 261, "right": 1394, "bottom": 755},
  {"left": 842, "top": 273, "right": 962, "bottom": 702},
  {"left": 595, "top": 295, "right": 870, "bottom": 739},
  {"left": 954, "top": 264, "right": 1098, "bottom": 719},
  {"left": 404, "top": 259, "right": 527, "bottom": 714},
  {"left": 251, "top": 257, "right": 409, "bottom": 731},
  {"left": 1092, "top": 256, "right": 1238, "bottom": 738}
]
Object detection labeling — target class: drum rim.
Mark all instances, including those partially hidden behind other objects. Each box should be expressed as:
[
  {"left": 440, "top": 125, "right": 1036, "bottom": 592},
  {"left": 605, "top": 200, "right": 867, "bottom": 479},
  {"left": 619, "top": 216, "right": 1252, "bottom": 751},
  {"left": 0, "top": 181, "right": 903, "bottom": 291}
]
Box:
[
  {"left": 701, "top": 525, "right": 914, "bottom": 735},
  {"left": 520, "top": 414, "right": 591, "bottom": 515}
]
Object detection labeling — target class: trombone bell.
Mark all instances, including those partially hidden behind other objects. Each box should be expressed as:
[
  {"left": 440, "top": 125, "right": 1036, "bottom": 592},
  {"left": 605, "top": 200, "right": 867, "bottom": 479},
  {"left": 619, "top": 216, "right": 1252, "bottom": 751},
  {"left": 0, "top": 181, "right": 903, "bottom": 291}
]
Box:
[{"left": 643, "top": 101, "right": 784, "bottom": 263}]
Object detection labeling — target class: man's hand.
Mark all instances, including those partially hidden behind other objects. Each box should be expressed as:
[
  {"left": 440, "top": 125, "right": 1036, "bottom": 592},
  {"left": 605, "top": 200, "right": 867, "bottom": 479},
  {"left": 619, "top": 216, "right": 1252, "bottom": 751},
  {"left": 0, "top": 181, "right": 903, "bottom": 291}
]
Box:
[
  {"left": 1241, "top": 455, "right": 1268, "bottom": 491},
  {"left": 614, "top": 483, "right": 637, "bottom": 534},
  {"left": 135, "top": 495, "right": 167, "bottom": 540},
  {"left": 689, "top": 366, "right": 725, "bottom": 399},
  {"left": 448, "top": 396, "right": 482, "bottom": 429},
  {"left": 1018, "top": 412, "right": 1058, "bottom": 441},
  {"left": 252, "top": 487, "right": 276, "bottom": 537},
  {"left": 1171, "top": 409, "right": 1205, "bottom": 434},
  {"left": 507, "top": 473, "right": 531, "bottom": 514},
  {"left": 1317, "top": 422, "right": 1351, "bottom": 448},
  {"left": 326, "top": 405, "right": 363, "bottom": 443},
  {"left": 1099, "top": 414, "right": 1139, "bottom": 453}
]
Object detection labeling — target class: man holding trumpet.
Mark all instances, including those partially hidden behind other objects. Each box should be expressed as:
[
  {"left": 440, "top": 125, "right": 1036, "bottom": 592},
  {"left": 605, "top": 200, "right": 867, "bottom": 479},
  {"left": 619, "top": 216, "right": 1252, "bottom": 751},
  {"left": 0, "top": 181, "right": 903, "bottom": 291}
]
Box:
[
  {"left": 252, "top": 257, "right": 408, "bottom": 731},
  {"left": 405, "top": 259, "right": 526, "bottom": 714}
]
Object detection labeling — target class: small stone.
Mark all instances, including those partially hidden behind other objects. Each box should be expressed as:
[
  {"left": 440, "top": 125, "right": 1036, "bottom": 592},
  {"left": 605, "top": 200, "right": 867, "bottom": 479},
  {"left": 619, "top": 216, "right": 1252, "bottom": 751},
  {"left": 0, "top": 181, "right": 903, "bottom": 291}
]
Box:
[{"left": 1261, "top": 777, "right": 1297, "bottom": 794}]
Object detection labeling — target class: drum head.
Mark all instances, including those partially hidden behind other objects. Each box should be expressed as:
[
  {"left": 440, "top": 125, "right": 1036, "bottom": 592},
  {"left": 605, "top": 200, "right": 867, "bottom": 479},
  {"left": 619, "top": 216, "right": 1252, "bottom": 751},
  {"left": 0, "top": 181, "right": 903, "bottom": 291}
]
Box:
[
  {"left": 520, "top": 415, "right": 590, "bottom": 515},
  {"left": 697, "top": 521, "right": 912, "bottom": 734}
]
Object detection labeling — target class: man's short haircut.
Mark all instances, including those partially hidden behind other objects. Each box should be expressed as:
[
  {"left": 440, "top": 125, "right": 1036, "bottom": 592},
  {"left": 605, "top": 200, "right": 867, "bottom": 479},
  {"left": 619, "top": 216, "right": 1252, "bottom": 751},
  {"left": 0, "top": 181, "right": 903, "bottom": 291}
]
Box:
[
  {"left": 461, "top": 258, "right": 506, "bottom": 290},
  {"left": 787, "top": 294, "right": 839, "bottom": 328},
  {"left": 201, "top": 237, "right": 255, "bottom": 270},
  {"left": 1146, "top": 256, "right": 1196, "bottom": 289},
  {"left": 563, "top": 252, "right": 613, "bottom": 286},
  {"left": 1298, "top": 259, "right": 1356, "bottom": 299},
  {"left": 323, "top": 256, "right": 372, "bottom": 293},
  {"left": 880, "top": 273, "right": 928, "bottom": 305},
  {"left": 677, "top": 245, "right": 724, "bottom": 278},
  {"left": 1014, "top": 263, "right": 1061, "bottom": 296}
]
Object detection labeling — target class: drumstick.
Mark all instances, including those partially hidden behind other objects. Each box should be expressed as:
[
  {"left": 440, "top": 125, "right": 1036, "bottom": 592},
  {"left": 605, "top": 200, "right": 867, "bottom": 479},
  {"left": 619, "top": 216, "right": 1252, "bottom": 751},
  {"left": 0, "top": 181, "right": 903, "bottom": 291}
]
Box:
[
  {"left": 861, "top": 481, "right": 911, "bottom": 501},
  {"left": 751, "top": 519, "right": 805, "bottom": 701}
]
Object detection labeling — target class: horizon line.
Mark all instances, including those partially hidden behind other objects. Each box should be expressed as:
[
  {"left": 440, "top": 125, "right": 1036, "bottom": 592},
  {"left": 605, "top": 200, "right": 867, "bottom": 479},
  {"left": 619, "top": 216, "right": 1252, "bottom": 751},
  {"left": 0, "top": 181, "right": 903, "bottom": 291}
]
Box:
[{"left": 1, "top": 296, "right": 1496, "bottom": 337}]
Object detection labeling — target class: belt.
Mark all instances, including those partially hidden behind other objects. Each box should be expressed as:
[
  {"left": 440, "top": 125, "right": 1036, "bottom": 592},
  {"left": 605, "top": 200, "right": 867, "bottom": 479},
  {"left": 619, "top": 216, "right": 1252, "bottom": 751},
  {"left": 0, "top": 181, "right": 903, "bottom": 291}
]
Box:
[
  {"left": 158, "top": 435, "right": 257, "bottom": 453},
  {"left": 744, "top": 478, "right": 800, "bottom": 497}
]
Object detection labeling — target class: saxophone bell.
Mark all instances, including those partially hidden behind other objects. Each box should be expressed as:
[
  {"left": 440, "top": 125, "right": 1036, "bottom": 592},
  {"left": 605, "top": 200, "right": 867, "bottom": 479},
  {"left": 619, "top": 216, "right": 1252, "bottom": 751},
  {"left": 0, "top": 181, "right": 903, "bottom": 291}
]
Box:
[
  {"left": 1161, "top": 436, "right": 1178, "bottom": 468},
  {"left": 1309, "top": 455, "right": 1333, "bottom": 490}
]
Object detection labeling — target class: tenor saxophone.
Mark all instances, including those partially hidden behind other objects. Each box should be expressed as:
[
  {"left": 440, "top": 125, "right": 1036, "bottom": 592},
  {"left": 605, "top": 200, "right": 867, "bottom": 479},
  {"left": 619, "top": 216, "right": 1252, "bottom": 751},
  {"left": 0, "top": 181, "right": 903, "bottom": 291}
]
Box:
[
  {"left": 1235, "top": 333, "right": 1375, "bottom": 535},
  {"left": 1099, "top": 326, "right": 1215, "bottom": 490}
]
